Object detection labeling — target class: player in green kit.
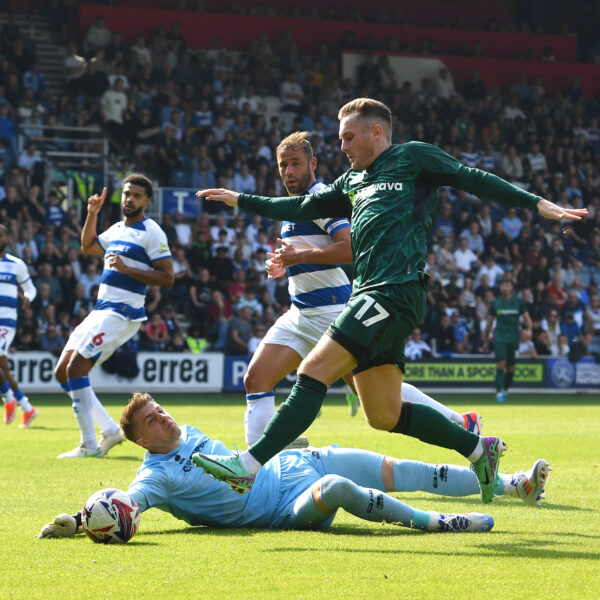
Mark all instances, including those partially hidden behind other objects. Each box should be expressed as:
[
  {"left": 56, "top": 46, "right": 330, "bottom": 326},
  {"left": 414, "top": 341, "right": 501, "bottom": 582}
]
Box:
[
  {"left": 484, "top": 277, "right": 532, "bottom": 403},
  {"left": 194, "top": 98, "right": 587, "bottom": 504}
]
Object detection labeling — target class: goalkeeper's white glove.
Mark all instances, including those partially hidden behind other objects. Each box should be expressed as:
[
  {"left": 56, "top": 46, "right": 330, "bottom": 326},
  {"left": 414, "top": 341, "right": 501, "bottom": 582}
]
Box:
[{"left": 39, "top": 513, "right": 83, "bottom": 538}]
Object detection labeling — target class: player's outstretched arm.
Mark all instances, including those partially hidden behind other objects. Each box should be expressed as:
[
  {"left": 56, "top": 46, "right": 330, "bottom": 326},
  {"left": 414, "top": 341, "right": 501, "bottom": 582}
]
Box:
[
  {"left": 536, "top": 198, "right": 588, "bottom": 221},
  {"left": 196, "top": 188, "right": 240, "bottom": 207},
  {"left": 39, "top": 512, "right": 83, "bottom": 538}
]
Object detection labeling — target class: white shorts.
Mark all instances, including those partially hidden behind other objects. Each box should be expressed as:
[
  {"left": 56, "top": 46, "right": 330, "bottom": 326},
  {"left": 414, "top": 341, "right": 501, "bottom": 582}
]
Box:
[
  {"left": 262, "top": 304, "right": 344, "bottom": 358},
  {"left": 0, "top": 325, "right": 16, "bottom": 357},
  {"left": 64, "top": 310, "right": 141, "bottom": 366}
]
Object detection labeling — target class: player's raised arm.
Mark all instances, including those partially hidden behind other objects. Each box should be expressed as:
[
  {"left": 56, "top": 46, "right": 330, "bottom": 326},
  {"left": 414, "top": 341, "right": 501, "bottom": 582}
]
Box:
[{"left": 81, "top": 187, "right": 107, "bottom": 255}]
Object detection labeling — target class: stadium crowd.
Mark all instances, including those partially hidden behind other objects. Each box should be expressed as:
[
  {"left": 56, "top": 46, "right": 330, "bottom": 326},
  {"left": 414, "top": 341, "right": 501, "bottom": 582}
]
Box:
[{"left": 0, "top": 7, "right": 599, "bottom": 362}]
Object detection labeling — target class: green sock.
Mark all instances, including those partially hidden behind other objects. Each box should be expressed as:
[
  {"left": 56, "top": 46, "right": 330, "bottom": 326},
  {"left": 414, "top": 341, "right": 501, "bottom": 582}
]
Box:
[
  {"left": 495, "top": 369, "right": 505, "bottom": 392},
  {"left": 505, "top": 370, "right": 514, "bottom": 390},
  {"left": 391, "top": 402, "right": 479, "bottom": 459},
  {"left": 249, "top": 374, "right": 326, "bottom": 464}
]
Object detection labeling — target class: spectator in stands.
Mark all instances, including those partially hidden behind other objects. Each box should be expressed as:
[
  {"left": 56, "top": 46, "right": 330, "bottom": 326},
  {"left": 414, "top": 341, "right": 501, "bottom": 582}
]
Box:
[
  {"left": 526, "top": 142, "right": 547, "bottom": 173},
  {"left": 83, "top": 14, "right": 112, "bottom": 57},
  {"left": 22, "top": 62, "right": 47, "bottom": 99},
  {"left": 248, "top": 323, "right": 266, "bottom": 356},
  {"left": 232, "top": 162, "right": 257, "bottom": 194},
  {"left": 460, "top": 220, "right": 485, "bottom": 257},
  {"left": 562, "top": 290, "right": 586, "bottom": 328},
  {"left": 550, "top": 332, "right": 570, "bottom": 357},
  {"left": 476, "top": 254, "right": 504, "bottom": 289},
  {"left": 280, "top": 71, "right": 304, "bottom": 113},
  {"left": 434, "top": 237, "right": 457, "bottom": 280},
  {"left": 584, "top": 295, "right": 600, "bottom": 333},
  {"left": 453, "top": 236, "right": 478, "bottom": 277},
  {"left": 79, "top": 58, "right": 109, "bottom": 100},
  {"left": 502, "top": 207, "right": 523, "bottom": 240},
  {"left": 172, "top": 210, "right": 192, "bottom": 249},
  {"left": 405, "top": 328, "right": 432, "bottom": 361},
  {"left": 434, "top": 313, "right": 455, "bottom": 356},
  {"left": 35, "top": 261, "right": 62, "bottom": 304},
  {"left": 64, "top": 43, "right": 87, "bottom": 96},
  {"left": 435, "top": 67, "right": 456, "bottom": 100},
  {"left": 547, "top": 272, "right": 568, "bottom": 309},
  {"left": 486, "top": 220, "right": 511, "bottom": 264},
  {"left": 101, "top": 77, "right": 127, "bottom": 145},
  {"left": 561, "top": 311, "right": 581, "bottom": 345},
  {"left": 210, "top": 214, "right": 235, "bottom": 245},
  {"left": 518, "top": 329, "right": 538, "bottom": 359},
  {"left": 208, "top": 289, "right": 233, "bottom": 351},
  {"left": 170, "top": 246, "right": 193, "bottom": 310},
  {"left": 462, "top": 68, "right": 486, "bottom": 102},
  {"left": 433, "top": 202, "right": 455, "bottom": 242},
  {"left": 500, "top": 145, "right": 524, "bottom": 181},
  {"left": 78, "top": 260, "right": 102, "bottom": 300},
  {"left": 143, "top": 312, "right": 170, "bottom": 351},
  {"left": 451, "top": 310, "right": 470, "bottom": 354},
  {"left": 227, "top": 305, "right": 253, "bottom": 355},
  {"left": 39, "top": 321, "right": 65, "bottom": 355}
]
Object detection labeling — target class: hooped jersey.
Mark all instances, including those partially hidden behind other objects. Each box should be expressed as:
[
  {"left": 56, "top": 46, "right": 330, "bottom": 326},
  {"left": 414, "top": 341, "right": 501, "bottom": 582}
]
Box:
[
  {"left": 0, "top": 254, "right": 36, "bottom": 328},
  {"left": 96, "top": 217, "right": 171, "bottom": 321},
  {"left": 280, "top": 181, "right": 351, "bottom": 310}
]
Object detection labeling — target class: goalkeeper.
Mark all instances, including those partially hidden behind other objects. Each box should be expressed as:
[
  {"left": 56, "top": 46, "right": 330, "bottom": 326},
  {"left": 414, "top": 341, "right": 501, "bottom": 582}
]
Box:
[{"left": 40, "top": 393, "right": 550, "bottom": 538}]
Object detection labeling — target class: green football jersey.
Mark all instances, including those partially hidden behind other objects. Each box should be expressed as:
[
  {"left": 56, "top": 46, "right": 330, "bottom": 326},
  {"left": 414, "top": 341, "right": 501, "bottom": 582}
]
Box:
[
  {"left": 239, "top": 142, "right": 540, "bottom": 295},
  {"left": 491, "top": 295, "right": 527, "bottom": 344}
]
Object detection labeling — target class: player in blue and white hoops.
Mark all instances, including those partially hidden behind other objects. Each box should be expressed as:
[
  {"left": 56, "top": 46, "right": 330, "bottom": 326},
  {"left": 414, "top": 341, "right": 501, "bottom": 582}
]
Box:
[
  {"left": 54, "top": 174, "right": 174, "bottom": 459},
  {"left": 0, "top": 224, "right": 38, "bottom": 428},
  {"left": 39, "top": 393, "right": 550, "bottom": 539},
  {"left": 241, "top": 132, "right": 480, "bottom": 447},
  {"left": 243, "top": 131, "right": 356, "bottom": 446}
]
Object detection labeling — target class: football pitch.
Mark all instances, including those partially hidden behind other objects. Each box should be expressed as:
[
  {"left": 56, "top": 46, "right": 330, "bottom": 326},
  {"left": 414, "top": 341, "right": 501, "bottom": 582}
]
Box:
[{"left": 2, "top": 392, "right": 599, "bottom": 599}]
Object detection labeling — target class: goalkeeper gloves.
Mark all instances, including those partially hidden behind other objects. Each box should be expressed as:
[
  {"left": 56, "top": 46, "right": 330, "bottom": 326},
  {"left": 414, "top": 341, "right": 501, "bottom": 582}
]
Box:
[{"left": 39, "top": 512, "right": 83, "bottom": 538}]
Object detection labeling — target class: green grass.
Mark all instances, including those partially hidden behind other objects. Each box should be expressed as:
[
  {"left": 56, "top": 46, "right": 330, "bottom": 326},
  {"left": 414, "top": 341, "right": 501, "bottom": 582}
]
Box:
[{"left": 2, "top": 393, "right": 599, "bottom": 599}]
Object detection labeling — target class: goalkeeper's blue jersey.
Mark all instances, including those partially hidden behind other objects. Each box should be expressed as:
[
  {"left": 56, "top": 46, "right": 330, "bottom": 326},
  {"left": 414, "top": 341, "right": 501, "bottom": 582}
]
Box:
[{"left": 128, "top": 425, "right": 328, "bottom": 528}]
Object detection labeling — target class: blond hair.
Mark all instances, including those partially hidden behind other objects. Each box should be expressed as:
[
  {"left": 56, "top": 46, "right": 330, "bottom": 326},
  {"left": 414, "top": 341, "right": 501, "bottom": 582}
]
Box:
[
  {"left": 120, "top": 392, "right": 154, "bottom": 442},
  {"left": 276, "top": 130, "right": 313, "bottom": 159},
  {"left": 338, "top": 98, "right": 392, "bottom": 136}
]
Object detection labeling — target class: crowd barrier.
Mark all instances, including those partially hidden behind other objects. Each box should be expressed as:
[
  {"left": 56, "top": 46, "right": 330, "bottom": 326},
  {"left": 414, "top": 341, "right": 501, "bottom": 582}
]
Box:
[{"left": 11, "top": 352, "right": 598, "bottom": 393}]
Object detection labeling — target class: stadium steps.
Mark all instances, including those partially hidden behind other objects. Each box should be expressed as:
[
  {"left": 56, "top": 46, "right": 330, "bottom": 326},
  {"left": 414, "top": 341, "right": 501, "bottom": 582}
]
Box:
[{"left": 0, "top": 14, "right": 66, "bottom": 96}]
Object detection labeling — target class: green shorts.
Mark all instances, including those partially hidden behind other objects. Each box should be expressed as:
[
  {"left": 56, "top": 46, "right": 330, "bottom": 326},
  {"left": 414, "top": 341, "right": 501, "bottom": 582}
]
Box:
[
  {"left": 326, "top": 279, "right": 427, "bottom": 374},
  {"left": 495, "top": 341, "right": 518, "bottom": 364}
]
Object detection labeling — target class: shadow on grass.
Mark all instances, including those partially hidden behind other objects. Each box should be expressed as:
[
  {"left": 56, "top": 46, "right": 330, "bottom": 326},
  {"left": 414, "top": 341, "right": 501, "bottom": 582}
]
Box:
[
  {"left": 408, "top": 496, "right": 594, "bottom": 513},
  {"left": 474, "top": 539, "right": 600, "bottom": 560},
  {"left": 140, "top": 525, "right": 423, "bottom": 538},
  {"left": 104, "top": 456, "right": 144, "bottom": 462}
]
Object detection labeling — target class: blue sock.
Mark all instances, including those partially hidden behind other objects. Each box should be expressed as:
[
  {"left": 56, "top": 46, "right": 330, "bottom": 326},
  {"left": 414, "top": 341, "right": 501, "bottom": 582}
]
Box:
[
  {"left": 392, "top": 459, "right": 481, "bottom": 496},
  {"left": 0, "top": 382, "right": 10, "bottom": 394},
  {"left": 15, "top": 388, "right": 25, "bottom": 401},
  {"left": 60, "top": 382, "right": 71, "bottom": 394},
  {"left": 319, "top": 474, "right": 432, "bottom": 531}
]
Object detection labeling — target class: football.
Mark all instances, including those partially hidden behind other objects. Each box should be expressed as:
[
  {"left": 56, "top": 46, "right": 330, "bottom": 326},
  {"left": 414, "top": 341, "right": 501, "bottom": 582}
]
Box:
[{"left": 82, "top": 488, "right": 141, "bottom": 544}]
